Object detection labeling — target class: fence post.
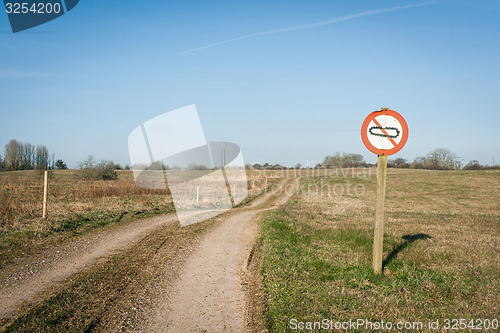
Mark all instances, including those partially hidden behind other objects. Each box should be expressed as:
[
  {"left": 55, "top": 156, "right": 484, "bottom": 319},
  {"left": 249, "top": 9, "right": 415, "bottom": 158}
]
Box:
[{"left": 42, "top": 170, "right": 48, "bottom": 219}]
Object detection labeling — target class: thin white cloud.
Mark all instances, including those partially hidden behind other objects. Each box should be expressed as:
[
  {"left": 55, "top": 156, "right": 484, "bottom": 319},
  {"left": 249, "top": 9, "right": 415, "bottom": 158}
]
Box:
[
  {"left": 0, "top": 69, "right": 44, "bottom": 78},
  {"left": 177, "top": 1, "right": 435, "bottom": 57}
]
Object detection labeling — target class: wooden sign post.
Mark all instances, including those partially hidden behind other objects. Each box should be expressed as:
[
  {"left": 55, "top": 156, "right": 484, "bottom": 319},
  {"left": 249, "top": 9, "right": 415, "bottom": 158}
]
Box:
[
  {"left": 361, "top": 108, "right": 409, "bottom": 274},
  {"left": 373, "top": 155, "right": 387, "bottom": 273}
]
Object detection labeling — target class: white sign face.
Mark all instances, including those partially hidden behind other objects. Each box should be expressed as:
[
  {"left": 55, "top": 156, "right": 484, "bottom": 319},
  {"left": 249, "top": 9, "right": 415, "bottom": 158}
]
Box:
[{"left": 366, "top": 114, "right": 404, "bottom": 150}]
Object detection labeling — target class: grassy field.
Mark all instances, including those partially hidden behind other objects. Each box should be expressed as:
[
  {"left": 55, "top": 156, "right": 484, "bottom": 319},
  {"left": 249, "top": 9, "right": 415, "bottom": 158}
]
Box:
[
  {"left": 0, "top": 169, "right": 274, "bottom": 269},
  {"left": 260, "top": 169, "right": 499, "bottom": 332},
  {"left": 2, "top": 168, "right": 498, "bottom": 331}
]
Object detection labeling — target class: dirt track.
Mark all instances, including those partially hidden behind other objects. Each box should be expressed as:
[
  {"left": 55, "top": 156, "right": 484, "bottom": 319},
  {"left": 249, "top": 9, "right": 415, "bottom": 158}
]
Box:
[
  {"left": 0, "top": 177, "right": 299, "bottom": 331},
  {"left": 146, "top": 178, "right": 300, "bottom": 332},
  {"left": 0, "top": 213, "right": 179, "bottom": 318}
]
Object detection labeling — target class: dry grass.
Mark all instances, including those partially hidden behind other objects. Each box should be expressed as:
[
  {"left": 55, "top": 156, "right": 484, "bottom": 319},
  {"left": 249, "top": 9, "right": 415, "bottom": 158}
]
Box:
[
  {"left": 0, "top": 170, "right": 176, "bottom": 268},
  {"left": 0, "top": 170, "right": 168, "bottom": 230},
  {"left": 0, "top": 169, "right": 278, "bottom": 268},
  {"left": 260, "top": 169, "right": 500, "bottom": 332}
]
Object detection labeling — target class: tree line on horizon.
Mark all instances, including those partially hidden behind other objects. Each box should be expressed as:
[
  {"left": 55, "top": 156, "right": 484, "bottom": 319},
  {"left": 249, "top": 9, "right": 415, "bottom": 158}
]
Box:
[
  {"left": 0, "top": 140, "right": 128, "bottom": 174},
  {"left": 0, "top": 139, "right": 67, "bottom": 171},
  {"left": 251, "top": 148, "right": 498, "bottom": 171},
  {"left": 1, "top": 139, "right": 497, "bottom": 174}
]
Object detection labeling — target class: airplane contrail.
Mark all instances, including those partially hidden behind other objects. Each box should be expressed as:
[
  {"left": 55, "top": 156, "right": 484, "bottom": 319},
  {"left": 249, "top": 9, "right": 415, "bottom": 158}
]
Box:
[{"left": 176, "top": 1, "right": 436, "bottom": 57}]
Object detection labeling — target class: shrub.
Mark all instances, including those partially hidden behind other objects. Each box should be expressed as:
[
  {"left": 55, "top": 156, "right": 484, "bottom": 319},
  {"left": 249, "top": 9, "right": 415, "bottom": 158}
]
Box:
[
  {"left": 55, "top": 159, "right": 68, "bottom": 170},
  {"left": 388, "top": 158, "right": 409, "bottom": 168},
  {"left": 323, "top": 152, "right": 367, "bottom": 168},
  {"left": 77, "top": 156, "right": 118, "bottom": 180}
]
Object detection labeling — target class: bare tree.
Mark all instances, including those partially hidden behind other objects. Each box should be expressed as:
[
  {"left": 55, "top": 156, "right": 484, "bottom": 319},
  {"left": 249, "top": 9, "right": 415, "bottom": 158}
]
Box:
[
  {"left": 22, "top": 143, "right": 36, "bottom": 170},
  {"left": 3, "top": 140, "right": 57, "bottom": 171},
  {"left": 427, "top": 148, "right": 458, "bottom": 169},
  {"left": 412, "top": 148, "right": 460, "bottom": 170},
  {"left": 4, "top": 139, "right": 22, "bottom": 171},
  {"left": 35, "top": 144, "right": 49, "bottom": 170}
]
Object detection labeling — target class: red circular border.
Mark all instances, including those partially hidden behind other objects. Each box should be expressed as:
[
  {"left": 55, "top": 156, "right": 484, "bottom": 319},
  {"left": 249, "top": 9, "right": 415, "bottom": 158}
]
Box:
[{"left": 361, "top": 109, "right": 409, "bottom": 156}]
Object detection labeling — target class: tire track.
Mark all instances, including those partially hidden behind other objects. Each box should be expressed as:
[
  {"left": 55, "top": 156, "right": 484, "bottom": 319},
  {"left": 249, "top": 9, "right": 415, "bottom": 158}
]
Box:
[
  {"left": 0, "top": 214, "right": 178, "bottom": 318},
  {"left": 147, "top": 177, "right": 299, "bottom": 332}
]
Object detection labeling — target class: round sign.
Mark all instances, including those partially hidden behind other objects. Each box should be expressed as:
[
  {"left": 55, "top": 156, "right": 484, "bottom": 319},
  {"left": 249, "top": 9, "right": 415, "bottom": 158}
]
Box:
[{"left": 361, "top": 109, "right": 408, "bottom": 156}]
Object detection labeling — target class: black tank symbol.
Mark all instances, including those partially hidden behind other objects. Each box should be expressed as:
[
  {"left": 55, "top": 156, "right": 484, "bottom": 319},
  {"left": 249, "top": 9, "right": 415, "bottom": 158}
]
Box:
[{"left": 369, "top": 126, "right": 400, "bottom": 139}]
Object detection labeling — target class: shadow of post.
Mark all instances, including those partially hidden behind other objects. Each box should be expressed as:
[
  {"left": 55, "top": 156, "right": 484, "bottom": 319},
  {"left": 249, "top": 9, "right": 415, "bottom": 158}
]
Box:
[{"left": 382, "top": 233, "right": 433, "bottom": 270}]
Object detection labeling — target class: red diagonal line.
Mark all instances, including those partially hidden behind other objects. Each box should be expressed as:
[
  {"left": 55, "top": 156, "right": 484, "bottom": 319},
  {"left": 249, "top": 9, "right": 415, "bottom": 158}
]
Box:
[{"left": 372, "top": 118, "right": 397, "bottom": 147}]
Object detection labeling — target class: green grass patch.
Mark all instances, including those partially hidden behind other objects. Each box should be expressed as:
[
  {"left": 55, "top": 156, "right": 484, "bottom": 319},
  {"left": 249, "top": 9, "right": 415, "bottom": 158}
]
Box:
[{"left": 260, "top": 170, "right": 499, "bottom": 332}]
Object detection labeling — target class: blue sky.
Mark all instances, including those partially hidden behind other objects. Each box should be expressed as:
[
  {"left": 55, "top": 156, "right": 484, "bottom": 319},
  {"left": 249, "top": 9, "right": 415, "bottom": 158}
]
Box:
[{"left": 1, "top": 0, "right": 499, "bottom": 168}]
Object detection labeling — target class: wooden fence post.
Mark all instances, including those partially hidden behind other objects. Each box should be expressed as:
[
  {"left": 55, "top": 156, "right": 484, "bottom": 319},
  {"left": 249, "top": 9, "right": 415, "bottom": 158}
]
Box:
[{"left": 42, "top": 170, "right": 48, "bottom": 219}]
